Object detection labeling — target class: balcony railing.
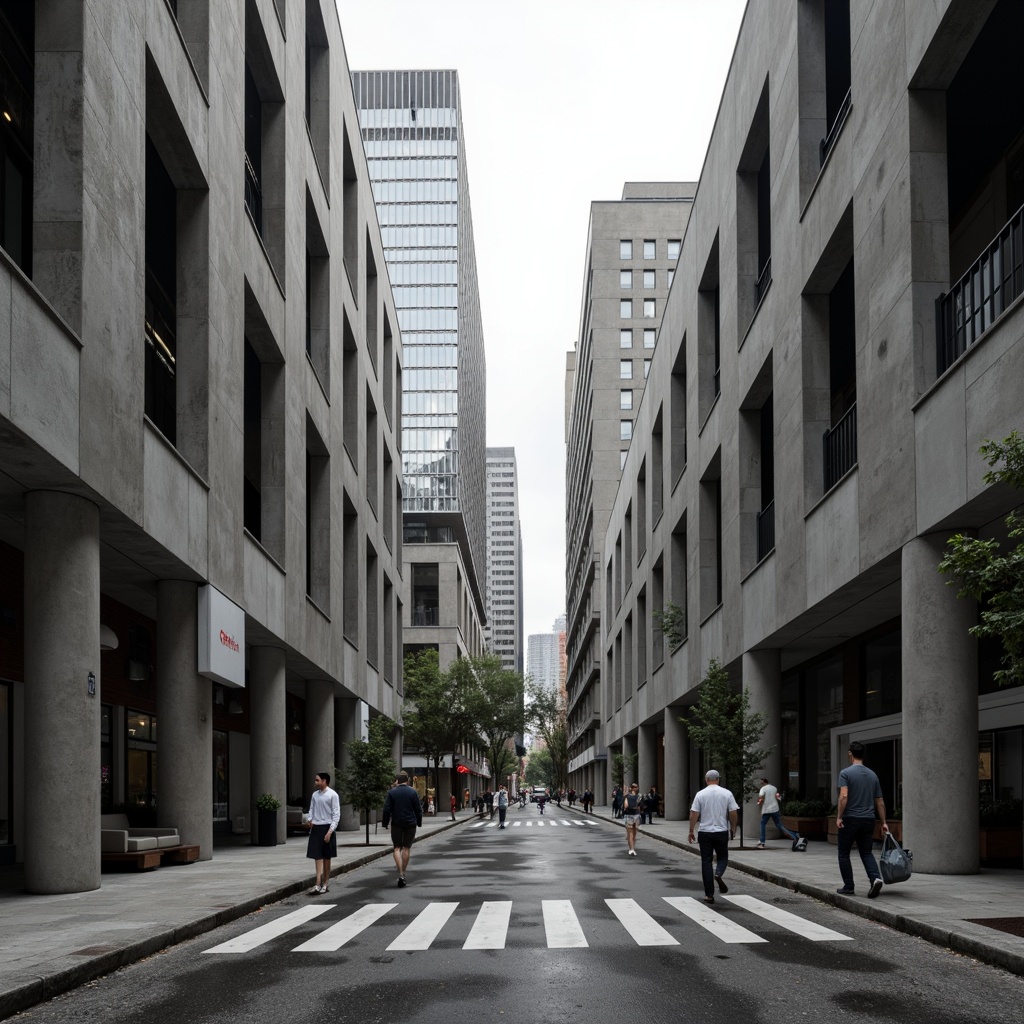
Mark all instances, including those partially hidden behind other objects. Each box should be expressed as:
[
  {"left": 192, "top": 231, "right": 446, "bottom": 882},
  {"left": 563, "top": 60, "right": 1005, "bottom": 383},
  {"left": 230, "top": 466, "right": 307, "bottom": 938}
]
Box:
[
  {"left": 244, "top": 152, "right": 263, "bottom": 236},
  {"left": 823, "top": 402, "right": 857, "bottom": 492},
  {"left": 936, "top": 203, "right": 1024, "bottom": 375},
  {"left": 756, "top": 499, "right": 775, "bottom": 562},
  {"left": 819, "top": 87, "right": 852, "bottom": 166},
  {"left": 755, "top": 256, "right": 772, "bottom": 304}
]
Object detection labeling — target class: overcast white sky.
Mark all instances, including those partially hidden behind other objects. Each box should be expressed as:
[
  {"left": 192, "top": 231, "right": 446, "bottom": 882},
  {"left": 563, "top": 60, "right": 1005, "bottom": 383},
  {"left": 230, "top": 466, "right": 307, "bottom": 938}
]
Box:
[{"left": 335, "top": 0, "right": 747, "bottom": 641}]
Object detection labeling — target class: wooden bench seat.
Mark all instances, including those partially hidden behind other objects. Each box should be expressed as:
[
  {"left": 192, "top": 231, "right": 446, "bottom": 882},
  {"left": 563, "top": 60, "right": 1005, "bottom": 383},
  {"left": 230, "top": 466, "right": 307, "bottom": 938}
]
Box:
[{"left": 101, "top": 844, "right": 200, "bottom": 871}]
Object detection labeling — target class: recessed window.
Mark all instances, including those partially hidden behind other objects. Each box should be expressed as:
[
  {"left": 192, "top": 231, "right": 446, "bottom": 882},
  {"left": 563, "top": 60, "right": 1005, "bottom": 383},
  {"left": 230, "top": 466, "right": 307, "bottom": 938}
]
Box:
[
  {"left": 620, "top": 389, "right": 633, "bottom": 410},
  {"left": 620, "top": 450, "right": 628, "bottom": 469},
  {"left": 620, "top": 239, "right": 633, "bottom": 259},
  {"left": 620, "top": 359, "right": 633, "bottom": 380},
  {"left": 621, "top": 420, "right": 633, "bottom": 441},
  {"left": 643, "top": 298, "right": 656, "bottom": 318},
  {"left": 620, "top": 329, "right": 633, "bottom": 349},
  {"left": 643, "top": 329, "right": 656, "bottom": 349},
  {"left": 643, "top": 269, "right": 655, "bottom": 289},
  {"left": 620, "top": 270, "right": 632, "bottom": 288},
  {"left": 643, "top": 239, "right": 656, "bottom": 259},
  {"left": 668, "top": 239, "right": 681, "bottom": 260},
  {"left": 644, "top": 358, "right": 651, "bottom": 378},
  {"left": 668, "top": 268, "right": 675, "bottom": 287},
  {"left": 620, "top": 299, "right": 632, "bottom": 318}
]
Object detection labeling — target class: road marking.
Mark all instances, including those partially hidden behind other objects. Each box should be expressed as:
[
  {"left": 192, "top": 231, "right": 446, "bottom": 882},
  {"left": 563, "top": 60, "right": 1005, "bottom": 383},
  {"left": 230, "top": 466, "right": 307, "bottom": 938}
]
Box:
[
  {"left": 512, "top": 821, "right": 522, "bottom": 827},
  {"left": 560, "top": 820, "right": 573, "bottom": 825},
  {"left": 605, "top": 899, "right": 679, "bottom": 946},
  {"left": 663, "top": 897, "right": 767, "bottom": 943},
  {"left": 543, "top": 899, "right": 589, "bottom": 948},
  {"left": 526, "top": 821, "right": 533, "bottom": 827},
  {"left": 386, "top": 902, "right": 459, "bottom": 950},
  {"left": 202, "top": 905, "right": 334, "bottom": 953},
  {"left": 470, "top": 821, "right": 487, "bottom": 829},
  {"left": 291, "top": 903, "right": 397, "bottom": 951},
  {"left": 463, "top": 901, "right": 513, "bottom": 949},
  {"left": 722, "top": 895, "right": 853, "bottom": 941}
]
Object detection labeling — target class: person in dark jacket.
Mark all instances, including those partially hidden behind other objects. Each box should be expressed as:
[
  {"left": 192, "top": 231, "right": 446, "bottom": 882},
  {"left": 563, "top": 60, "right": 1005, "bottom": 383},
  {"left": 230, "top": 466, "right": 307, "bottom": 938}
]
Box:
[{"left": 382, "top": 771, "right": 423, "bottom": 888}]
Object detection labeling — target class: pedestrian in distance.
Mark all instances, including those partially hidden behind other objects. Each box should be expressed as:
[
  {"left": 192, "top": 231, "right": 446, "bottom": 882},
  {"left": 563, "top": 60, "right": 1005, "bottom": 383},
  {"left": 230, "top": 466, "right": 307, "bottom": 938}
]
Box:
[
  {"left": 568, "top": 788, "right": 576, "bottom": 807},
  {"left": 450, "top": 792, "right": 457, "bottom": 822},
  {"left": 584, "top": 788, "right": 593, "bottom": 813},
  {"left": 756, "top": 776, "right": 800, "bottom": 849},
  {"left": 305, "top": 772, "right": 340, "bottom": 895},
  {"left": 496, "top": 785, "right": 509, "bottom": 827},
  {"left": 644, "top": 787, "right": 659, "bottom": 825},
  {"left": 486, "top": 788, "right": 495, "bottom": 819},
  {"left": 622, "top": 783, "right": 642, "bottom": 855},
  {"left": 835, "top": 741, "right": 888, "bottom": 898},
  {"left": 538, "top": 791, "right": 546, "bottom": 815},
  {"left": 688, "top": 769, "right": 739, "bottom": 903},
  {"left": 612, "top": 785, "right": 623, "bottom": 819},
  {"left": 382, "top": 771, "right": 423, "bottom": 888}
]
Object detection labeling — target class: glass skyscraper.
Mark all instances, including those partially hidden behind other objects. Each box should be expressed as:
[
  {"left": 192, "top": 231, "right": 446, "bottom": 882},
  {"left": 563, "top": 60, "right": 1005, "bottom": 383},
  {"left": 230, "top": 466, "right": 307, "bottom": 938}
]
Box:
[{"left": 352, "top": 70, "right": 487, "bottom": 585}]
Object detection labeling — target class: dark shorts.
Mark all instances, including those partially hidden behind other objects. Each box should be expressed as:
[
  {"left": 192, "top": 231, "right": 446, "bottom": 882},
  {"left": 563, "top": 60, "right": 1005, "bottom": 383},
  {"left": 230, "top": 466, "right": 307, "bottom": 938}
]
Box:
[
  {"left": 306, "top": 823, "right": 337, "bottom": 860},
  {"left": 391, "top": 823, "right": 417, "bottom": 849}
]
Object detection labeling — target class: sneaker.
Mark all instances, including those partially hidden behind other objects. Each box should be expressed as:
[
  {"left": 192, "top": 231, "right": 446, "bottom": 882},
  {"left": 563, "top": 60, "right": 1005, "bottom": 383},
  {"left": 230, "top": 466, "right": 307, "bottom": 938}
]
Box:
[
  {"left": 836, "top": 887, "right": 855, "bottom": 895},
  {"left": 714, "top": 875, "right": 728, "bottom": 894},
  {"left": 308, "top": 886, "right": 322, "bottom": 896},
  {"left": 397, "top": 875, "right": 407, "bottom": 888},
  {"left": 755, "top": 843, "right": 766, "bottom": 849},
  {"left": 868, "top": 878, "right": 883, "bottom": 899},
  {"left": 628, "top": 849, "right": 636, "bottom": 856},
  {"left": 702, "top": 895, "right": 715, "bottom": 904}
]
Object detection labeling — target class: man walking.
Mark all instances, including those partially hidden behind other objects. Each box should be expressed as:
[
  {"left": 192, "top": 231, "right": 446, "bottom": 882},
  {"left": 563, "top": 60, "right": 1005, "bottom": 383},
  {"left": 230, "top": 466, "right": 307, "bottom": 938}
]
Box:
[
  {"left": 305, "top": 772, "right": 340, "bottom": 895},
  {"left": 496, "top": 785, "right": 509, "bottom": 828},
  {"left": 688, "top": 769, "right": 739, "bottom": 904},
  {"left": 756, "top": 776, "right": 800, "bottom": 849},
  {"left": 836, "top": 741, "right": 888, "bottom": 898},
  {"left": 382, "top": 771, "right": 423, "bottom": 888}
]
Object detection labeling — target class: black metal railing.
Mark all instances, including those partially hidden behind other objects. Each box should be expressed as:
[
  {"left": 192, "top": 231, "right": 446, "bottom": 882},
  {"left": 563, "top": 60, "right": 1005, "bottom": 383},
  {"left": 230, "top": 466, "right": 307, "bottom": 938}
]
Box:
[
  {"left": 756, "top": 500, "right": 775, "bottom": 562},
  {"left": 823, "top": 402, "right": 857, "bottom": 491},
  {"left": 244, "top": 152, "right": 263, "bottom": 236},
  {"left": 819, "top": 87, "right": 852, "bottom": 166},
  {"left": 936, "top": 203, "right": 1024, "bottom": 375},
  {"left": 755, "top": 256, "right": 772, "bottom": 304}
]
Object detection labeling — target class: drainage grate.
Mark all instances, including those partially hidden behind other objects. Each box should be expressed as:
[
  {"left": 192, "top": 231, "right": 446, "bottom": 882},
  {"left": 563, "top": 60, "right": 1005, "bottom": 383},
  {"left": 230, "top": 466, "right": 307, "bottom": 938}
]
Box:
[
  {"left": 966, "top": 917, "right": 1024, "bottom": 938},
  {"left": 70, "top": 945, "right": 120, "bottom": 956}
]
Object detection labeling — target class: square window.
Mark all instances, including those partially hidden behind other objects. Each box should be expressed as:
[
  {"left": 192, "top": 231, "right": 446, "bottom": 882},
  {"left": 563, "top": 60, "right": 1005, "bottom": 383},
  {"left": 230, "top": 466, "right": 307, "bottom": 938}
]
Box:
[
  {"left": 620, "top": 450, "right": 628, "bottom": 469},
  {"left": 668, "top": 239, "right": 681, "bottom": 260},
  {"left": 620, "top": 389, "right": 633, "bottom": 410},
  {"left": 644, "top": 358, "right": 651, "bottom": 378},
  {"left": 620, "top": 329, "right": 633, "bottom": 349},
  {"left": 620, "top": 360, "right": 633, "bottom": 380},
  {"left": 643, "top": 328, "right": 656, "bottom": 349},
  {"left": 643, "top": 269, "right": 655, "bottom": 289},
  {"left": 620, "top": 420, "right": 633, "bottom": 440},
  {"left": 643, "top": 298, "right": 656, "bottom": 318},
  {"left": 620, "top": 270, "right": 632, "bottom": 289},
  {"left": 643, "top": 239, "right": 656, "bottom": 259},
  {"left": 620, "top": 299, "right": 632, "bottom": 319},
  {"left": 620, "top": 240, "right": 633, "bottom": 260}
]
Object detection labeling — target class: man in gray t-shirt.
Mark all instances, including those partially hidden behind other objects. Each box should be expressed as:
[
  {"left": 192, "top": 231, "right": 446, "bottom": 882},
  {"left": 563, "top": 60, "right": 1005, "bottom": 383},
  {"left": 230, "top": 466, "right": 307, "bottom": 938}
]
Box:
[{"left": 836, "top": 741, "right": 888, "bottom": 898}]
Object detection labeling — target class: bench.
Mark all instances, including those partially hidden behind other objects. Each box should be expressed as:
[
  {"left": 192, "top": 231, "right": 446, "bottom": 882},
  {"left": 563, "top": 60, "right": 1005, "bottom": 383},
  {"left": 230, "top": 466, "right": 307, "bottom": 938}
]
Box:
[{"left": 100, "top": 813, "right": 199, "bottom": 871}]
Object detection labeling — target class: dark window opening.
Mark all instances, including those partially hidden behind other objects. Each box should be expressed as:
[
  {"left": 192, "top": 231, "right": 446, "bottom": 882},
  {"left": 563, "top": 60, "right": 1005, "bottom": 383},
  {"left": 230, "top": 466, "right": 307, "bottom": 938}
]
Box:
[
  {"left": 756, "top": 144, "right": 772, "bottom": 301},
  {"left": 244, "top": 62, "right": 262, "bottom": 234},
  {"left": 820, "top": 0, "right": 852, "bottom": 164},
  {"left": 0, "top": 3, "right": 33, "bottom": 275},
  {"left": 243, "top": 336, "right": 262, "bottom": 540},
  {"left": 823, "top": 259, "right": 857, "bottom": 490}
]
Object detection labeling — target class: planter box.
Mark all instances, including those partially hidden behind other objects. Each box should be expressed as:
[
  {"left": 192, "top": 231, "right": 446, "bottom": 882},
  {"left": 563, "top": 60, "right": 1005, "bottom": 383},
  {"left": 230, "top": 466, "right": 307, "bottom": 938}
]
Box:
[
  {"left": 781, "top": 815, "right": 827, "bottom": 840},
  {"left": 979, "top": 826, "right": 1023, "bottom": 864}
]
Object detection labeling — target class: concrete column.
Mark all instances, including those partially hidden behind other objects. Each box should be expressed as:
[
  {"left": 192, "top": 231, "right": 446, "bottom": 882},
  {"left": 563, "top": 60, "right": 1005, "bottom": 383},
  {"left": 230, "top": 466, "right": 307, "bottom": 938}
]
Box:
[
  {"left": 743, "top": 649, "right": 782, "bottom": 840},
  {"left": 637, "top": 723, "right": 657, "bottom": 793},
  {"left": 335, "top": 696, "right": 359, "bottom": 831},
  {"left": 157, "top": 580, "right": 212, "bottom": 860},
  {"left": 24, "top": 491, "right": 101, "bottom": 893},
  {"left": 621, "top": 733, "right": 637, "bottom": 788},
  {"left": 663, "top": 707, "right": 689, "bottom": 820},
  {"left": 250, "top": 646, "right": 287, "bottom": 844},
  {"left": 902, "top": 535, "right": 979, "bottom": 873},
  {"left": 305, "top": 679, "right": 335, "bottom": 785}
]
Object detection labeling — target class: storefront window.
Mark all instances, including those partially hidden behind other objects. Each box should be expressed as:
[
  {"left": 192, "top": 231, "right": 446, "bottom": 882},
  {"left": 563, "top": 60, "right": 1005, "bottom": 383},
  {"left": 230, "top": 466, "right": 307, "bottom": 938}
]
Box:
[
  {"left": 980, "top": 728, "right": 1023, "bottom": 805},
  {"left": 101, "top": 704, "right": 113, "bottom": 812},
  {"left": 0, "top": 682, "right": 9, "bottom": 845},
  {"left": 127, "top": 709, "right": 157, "bottom": 816},
  {"left": 805, "top": 655, "right": 843, "bottom": 801},
  {"left": 863, "top": 628, "right": 901, "bottom": 718},
  {"left": 213, "top": 729, "right": 228, "bottom": 821},
  {"left": 780, "top": 674, "right": 800, "bottom": 794}
]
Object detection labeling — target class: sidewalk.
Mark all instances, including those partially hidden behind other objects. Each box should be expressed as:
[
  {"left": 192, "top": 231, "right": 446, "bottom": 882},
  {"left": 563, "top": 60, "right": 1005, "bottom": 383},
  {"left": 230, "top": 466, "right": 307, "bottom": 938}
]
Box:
[
  {"left": 1, "top": 807, "right": 1022, "bottom": 1019},
  {"left": 586, "top": 806, "right": 1024, "bottom": 977}
]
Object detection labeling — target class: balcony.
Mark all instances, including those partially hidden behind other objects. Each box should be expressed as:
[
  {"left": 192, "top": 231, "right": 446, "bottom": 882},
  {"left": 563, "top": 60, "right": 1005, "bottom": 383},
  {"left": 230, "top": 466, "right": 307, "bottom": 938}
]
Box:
[
  {"left": 822, "top": 402, "right": 857, "bottom": 492},
  {"left": 936, "top": 203, "right": 1024, "bottom": 375},
  {"left": 756, "top": 499, "right": 775, "bottom": 562}
]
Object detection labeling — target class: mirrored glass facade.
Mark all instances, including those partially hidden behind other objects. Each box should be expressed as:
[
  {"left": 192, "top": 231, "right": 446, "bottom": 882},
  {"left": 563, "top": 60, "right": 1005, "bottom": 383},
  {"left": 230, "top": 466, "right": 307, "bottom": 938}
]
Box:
[{"left": 352, "top": 70, "right": 486, "bottom": 581}]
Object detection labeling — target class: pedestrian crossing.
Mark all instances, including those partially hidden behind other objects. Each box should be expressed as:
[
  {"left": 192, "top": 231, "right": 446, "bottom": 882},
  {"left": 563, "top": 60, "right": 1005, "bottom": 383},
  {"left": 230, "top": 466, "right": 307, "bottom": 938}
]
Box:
[
  {"left": 202, "top": 894, "right": 853, "bottom": 955},
  {"left": 467, "top": 819, "right": 596, "bottom": 829}
]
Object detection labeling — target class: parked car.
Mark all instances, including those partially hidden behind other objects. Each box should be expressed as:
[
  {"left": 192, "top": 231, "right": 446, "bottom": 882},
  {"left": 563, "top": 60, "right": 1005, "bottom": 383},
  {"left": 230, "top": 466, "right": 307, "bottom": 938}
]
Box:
[{"left": 531, "top": 787, "right": 548, "bottom": 803}]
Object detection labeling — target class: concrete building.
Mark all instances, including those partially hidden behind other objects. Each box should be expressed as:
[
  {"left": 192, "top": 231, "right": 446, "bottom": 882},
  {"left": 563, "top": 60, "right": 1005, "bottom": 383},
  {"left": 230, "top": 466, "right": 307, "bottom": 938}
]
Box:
[
  {"left": 0, "top": 0, "right": 403, "bottom": 892},
  {"left": 596, "top": 0, "right": 1024, "bottom": 871},
  {"left": 528, "top": 616, "right": 567, "bottom": 699},
  {"left": 352, "top": 70, "right": 488, "bottom": 807},
  {"left": 564, "top": 184, "right": 696, "bottom": 803},
  {"left": 485, "top": 447, "right": 523, "bottom": 673}
]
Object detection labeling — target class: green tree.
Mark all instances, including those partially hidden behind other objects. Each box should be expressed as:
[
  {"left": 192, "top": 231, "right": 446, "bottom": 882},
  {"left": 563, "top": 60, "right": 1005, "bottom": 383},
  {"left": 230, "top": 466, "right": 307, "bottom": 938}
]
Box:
[
  {"left": 653, "top": 600, "right": 686, "bottom": 651},
  {"left": 524, "top": 747, "right": 553, "bottom": 787},
  {"left": 680, "top": 659, "right": 772, "bottom": 848},
  {"left": 938, "top": 431, "right": 1024, "bottom": 687},
  {"left": 526, "top": 680, "right": 569, "bottom": 793},
  {"left": 611, "top": 751, "right": 638, "bottom": 788},
  {"left": 461, "top": 655, "right": 526, "bottom": 793},
  {"left": 337, "top": 714, "right": 397, "bottom": 845}
]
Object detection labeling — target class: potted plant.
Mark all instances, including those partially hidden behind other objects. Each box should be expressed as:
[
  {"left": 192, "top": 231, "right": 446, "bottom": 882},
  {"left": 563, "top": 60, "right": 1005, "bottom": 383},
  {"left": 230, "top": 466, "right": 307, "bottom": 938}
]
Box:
[
  {"left": 255, "top": 792, "right": 282, "bottom": 847},
  {"left": 781, "top": 798, "right": 829, "bottom": 840},
  {"left": 979, "top": 798, "right": 1023, "bottom": 864}
]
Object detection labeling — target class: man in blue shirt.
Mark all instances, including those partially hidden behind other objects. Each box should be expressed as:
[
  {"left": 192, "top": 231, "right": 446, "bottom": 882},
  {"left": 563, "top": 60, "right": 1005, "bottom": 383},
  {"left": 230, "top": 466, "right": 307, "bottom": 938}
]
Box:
[{"left": 836, "top": 741, "right": 889, "bottom": 898}]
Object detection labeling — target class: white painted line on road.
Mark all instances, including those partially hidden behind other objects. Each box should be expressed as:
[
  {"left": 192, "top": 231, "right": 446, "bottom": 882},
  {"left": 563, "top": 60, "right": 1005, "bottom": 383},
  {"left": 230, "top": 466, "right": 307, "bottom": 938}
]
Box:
[
  {"left": 543, "top": 899, "right": 589, "bottom": 948},
  {"left": 470, "top": 821, "right": 487, "bottom": 828},
  {"left": 386, "top": 902, "right": 459, "bottom": 950},
  {"left": 722, "top": 895, "right": 853, "bottom": 941},
  {"left": 203, "top": 905, "right": 334, "bottom": 953},
  {"left": 663, "top": 897, "right": 767, "bottom": 944},
  {"left": 526, "top": 821, "right": 533, "bottom": 827},
  {"left": 512, "top": 821, "right": 522, "bottom": 827},
  {"left": 463, "top": 901, "right": 513, "bottom": 949},
  {"left": 292, "top": 903, "right": 397, "bottom": 951},
  {"left": 486, "top": 822, "right": 498, "bottom": 828},
  {"left": 606, "top": 899, "right": 679, "bottom": 946},
  {"left": 561, "top": 820, "right": 573, "bottom": 826}
]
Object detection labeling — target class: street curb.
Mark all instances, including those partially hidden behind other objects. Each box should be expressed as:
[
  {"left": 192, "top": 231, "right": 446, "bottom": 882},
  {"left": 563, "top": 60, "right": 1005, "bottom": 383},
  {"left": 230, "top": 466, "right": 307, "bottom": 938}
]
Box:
[
  {"left": 627, "top": 820, "right": 1024, "bottom": 978},
  {"left": 0, "top": 818, "right": 468, "bottom": 1021}
]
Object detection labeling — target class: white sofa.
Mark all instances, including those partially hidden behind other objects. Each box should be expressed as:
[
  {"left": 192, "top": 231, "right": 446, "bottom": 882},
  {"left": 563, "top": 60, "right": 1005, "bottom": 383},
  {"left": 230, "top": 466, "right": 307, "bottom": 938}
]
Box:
[{"left": 100, "top": 813, "right": 180, "bottom": 854}]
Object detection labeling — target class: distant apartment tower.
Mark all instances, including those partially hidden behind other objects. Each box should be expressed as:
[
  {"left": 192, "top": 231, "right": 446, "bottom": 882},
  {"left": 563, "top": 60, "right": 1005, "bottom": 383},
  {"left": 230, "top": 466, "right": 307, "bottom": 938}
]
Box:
[
  {"left": 352, "top": 70, "right": 488, "bottom": 670},
  {"left": 486, "top": 447, "right": 523, "bottom": 673},
  {"left": 564, "top": 184, "right": 696, "bottom": 802},
  {"left": 527, "top": 616, "right": 567, "bottom": 699}
]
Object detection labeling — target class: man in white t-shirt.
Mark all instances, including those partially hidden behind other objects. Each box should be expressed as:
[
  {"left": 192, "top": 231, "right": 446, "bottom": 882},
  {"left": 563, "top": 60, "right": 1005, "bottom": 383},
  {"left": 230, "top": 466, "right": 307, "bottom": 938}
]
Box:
[
  {"left": 688, "top": 770, "right": 739, "bottom": 904},
  {"left": 757, "top": 776, "right": 800, "bottom": 849}
]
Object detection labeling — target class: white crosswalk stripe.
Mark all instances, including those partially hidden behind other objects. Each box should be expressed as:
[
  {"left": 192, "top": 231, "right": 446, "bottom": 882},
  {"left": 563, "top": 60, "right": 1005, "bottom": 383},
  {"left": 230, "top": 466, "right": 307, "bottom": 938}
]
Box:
[
  {"left": 203, "top": 894, "right": 851, "bottom": 955},
  {"left": 722, "top": 895, "right": 854, "bottom": 941},
  {"left": 469, "top": 819, "right": 594, "bottom": 830}
]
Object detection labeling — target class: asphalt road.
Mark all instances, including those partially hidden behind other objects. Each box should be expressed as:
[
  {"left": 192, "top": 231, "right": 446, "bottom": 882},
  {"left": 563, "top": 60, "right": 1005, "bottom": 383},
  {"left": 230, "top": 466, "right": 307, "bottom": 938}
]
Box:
[{"left": 16, "top": 808, "right": 1024, "bottom": 1024}]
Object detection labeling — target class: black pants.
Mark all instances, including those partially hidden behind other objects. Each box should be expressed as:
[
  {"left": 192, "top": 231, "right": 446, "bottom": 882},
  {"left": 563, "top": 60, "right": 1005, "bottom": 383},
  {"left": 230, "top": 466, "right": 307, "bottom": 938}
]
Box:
[{"left": 698, "top": 831, "right": 729, "bottom": 896}]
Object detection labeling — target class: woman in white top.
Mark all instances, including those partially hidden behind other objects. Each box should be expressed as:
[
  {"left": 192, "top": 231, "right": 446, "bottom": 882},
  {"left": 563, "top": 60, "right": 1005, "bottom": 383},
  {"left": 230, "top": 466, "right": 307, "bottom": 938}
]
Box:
[{"left": 306, "top": 772, "right": 340, "bottom": 894}]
